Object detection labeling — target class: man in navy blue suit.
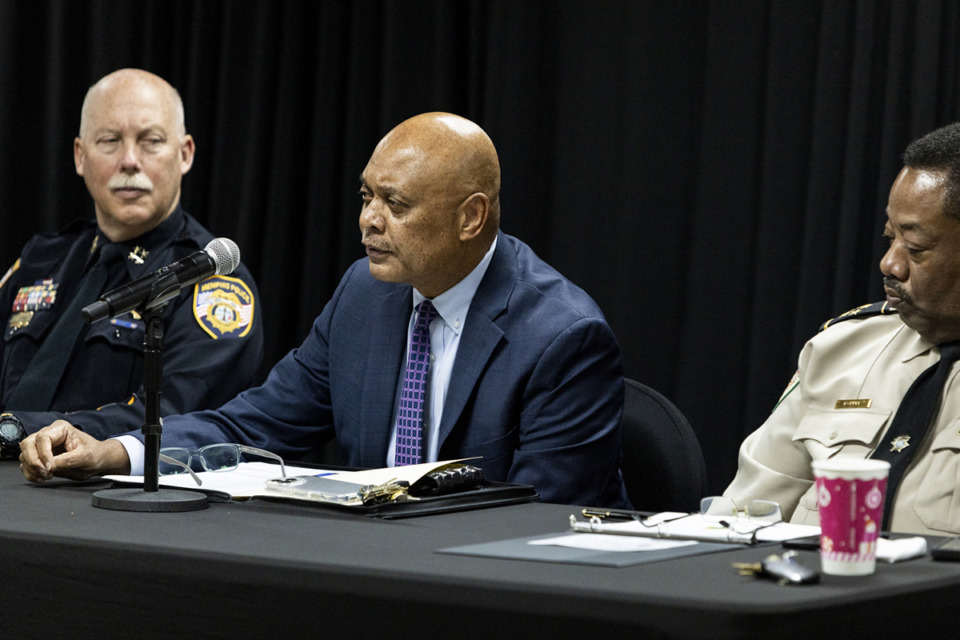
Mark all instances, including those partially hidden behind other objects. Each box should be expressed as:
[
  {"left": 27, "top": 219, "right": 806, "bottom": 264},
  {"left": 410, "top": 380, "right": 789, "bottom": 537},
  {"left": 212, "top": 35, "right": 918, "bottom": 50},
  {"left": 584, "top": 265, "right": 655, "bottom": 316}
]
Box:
[{"left": 19, "top": 112, "right": 631, "bottom": 508}]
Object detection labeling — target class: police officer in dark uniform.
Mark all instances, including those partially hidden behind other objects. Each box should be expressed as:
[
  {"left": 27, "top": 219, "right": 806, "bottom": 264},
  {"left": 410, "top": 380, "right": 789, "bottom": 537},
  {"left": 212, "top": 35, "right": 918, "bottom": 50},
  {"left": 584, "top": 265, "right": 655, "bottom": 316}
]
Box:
[{"left": 0, "top": 69, "right": 263, "bottom": 453}]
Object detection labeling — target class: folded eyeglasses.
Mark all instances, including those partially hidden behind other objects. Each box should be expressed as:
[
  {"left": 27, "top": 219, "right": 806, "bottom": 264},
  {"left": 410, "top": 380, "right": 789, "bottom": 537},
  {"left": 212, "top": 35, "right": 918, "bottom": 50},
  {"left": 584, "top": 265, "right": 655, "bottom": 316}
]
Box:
[{"left": 158, "top": 443, "right": 287, "bottom": 486}]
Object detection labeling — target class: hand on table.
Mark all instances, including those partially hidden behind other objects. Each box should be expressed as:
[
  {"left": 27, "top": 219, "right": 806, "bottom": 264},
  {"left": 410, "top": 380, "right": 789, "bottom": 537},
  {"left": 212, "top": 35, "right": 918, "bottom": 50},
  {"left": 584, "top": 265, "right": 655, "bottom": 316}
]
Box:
[{"left": 18, "top": 420, "right": 130, "bottom": 482}]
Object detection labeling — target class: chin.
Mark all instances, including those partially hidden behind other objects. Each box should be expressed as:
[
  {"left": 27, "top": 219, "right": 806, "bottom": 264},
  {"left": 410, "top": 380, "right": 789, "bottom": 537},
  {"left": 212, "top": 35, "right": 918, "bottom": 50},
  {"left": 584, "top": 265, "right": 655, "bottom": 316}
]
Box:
[
  {"left": 97, "top": 210, "right": 163, "bottom": 240},
  {"left": 367, "top": 264, "right": 403, "bottom": 284}
]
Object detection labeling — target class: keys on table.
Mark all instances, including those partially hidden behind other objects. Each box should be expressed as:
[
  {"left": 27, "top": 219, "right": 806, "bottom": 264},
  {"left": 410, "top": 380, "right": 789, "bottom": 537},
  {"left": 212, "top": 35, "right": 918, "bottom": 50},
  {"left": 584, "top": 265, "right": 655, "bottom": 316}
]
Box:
[{"left": 732, "top": 551, "right": 820, "bottom": 585}]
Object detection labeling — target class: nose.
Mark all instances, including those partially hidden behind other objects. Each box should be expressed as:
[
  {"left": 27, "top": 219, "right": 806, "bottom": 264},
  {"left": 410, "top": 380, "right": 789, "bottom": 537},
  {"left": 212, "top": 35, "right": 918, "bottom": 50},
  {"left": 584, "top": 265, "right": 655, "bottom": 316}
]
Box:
[
  {"left": 880, "top": 240, "right": 907, "bottom": 282},
  {"left": 359, "top": 198, "right": 384, "bottom": 234},
  {"left": 120, "top": 140, "right": 142, "bottom": 173}
]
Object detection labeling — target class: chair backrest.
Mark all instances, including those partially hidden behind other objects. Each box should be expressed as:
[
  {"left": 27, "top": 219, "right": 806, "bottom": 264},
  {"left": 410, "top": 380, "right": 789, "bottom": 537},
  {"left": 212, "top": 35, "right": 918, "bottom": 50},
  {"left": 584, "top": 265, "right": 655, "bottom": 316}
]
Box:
[{"left": 619, "top": 378, "right": 707, "bottom": 513}]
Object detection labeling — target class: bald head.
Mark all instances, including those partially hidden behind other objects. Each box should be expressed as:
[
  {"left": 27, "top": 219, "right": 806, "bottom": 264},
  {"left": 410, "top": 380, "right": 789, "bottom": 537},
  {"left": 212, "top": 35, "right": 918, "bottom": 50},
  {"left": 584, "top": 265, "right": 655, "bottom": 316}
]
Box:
[
  {"left": 80, "top": 69, "right": 186, "bottom": 138},
  {"left": 375, "top": 112, "right": 501, "bottom": 224},
  {"left": 359, "top": 113, "right": 502, "bottom": 297},
  {"left": 74, "top": 68, "right": 195, "bottom": 242}
]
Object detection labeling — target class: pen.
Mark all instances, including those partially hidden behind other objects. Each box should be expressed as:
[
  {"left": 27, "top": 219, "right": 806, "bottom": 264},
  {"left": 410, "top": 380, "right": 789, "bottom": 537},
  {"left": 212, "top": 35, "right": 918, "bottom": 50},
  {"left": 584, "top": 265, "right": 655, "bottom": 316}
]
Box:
[{"left": 581, "top": 508, "right": 641, "bottom": 521}]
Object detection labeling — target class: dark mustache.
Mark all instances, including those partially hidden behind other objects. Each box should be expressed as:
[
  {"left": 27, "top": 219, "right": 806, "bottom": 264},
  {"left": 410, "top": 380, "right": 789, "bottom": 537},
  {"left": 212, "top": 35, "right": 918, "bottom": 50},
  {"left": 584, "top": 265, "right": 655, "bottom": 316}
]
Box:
[{"left": 883, "top": 277, "right": 911, "bottom": 303}]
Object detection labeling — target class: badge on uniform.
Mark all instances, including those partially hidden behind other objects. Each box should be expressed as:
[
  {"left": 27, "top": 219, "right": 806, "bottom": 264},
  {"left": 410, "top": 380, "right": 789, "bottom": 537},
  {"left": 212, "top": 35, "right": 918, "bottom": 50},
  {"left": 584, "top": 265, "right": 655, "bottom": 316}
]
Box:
[
  {"left": 192, "top": 276, "right": 254, "bottom": 339},
  {"left": 127, "top": 245, "right": 150, "bottom": 265}
]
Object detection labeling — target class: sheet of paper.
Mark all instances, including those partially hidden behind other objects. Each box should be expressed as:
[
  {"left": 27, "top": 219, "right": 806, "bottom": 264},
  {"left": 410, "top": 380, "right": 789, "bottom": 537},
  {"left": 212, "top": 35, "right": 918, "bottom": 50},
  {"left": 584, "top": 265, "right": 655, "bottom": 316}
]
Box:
[
  {"left": 105, "top": 462, "right": 325, "bottom": 497},
  {"left": 530, "top": 533, "right": 698, "bottom": 553},
  {"left": 755, "top": 522, "right": 821, "bottom": 542},
  {"left": 324, "top": 458, "right": 475, "bottom": 487}
]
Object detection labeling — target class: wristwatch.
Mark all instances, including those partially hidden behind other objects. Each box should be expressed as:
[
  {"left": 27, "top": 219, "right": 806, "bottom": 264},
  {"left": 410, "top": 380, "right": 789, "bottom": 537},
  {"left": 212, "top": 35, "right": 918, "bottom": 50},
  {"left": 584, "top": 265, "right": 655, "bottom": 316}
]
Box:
[{"left": 0, "top": 413, "right": 26, "bottom": 459}]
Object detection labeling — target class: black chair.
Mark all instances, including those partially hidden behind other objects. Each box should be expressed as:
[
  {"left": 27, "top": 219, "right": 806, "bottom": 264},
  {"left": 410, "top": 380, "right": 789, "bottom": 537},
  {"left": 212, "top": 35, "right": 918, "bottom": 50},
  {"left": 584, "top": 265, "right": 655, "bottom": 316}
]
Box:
[{"left": 619, "top": 378, "right": 707, "bottom": 513}]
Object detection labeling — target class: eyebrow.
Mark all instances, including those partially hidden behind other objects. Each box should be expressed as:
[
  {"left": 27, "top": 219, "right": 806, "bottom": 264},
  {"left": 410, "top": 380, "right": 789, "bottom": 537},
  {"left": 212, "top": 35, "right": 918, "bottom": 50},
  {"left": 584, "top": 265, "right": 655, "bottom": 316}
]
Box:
[
  {"left": 358, "top": 175, "right": 404, "bottom": 200},
  {"left": 887, "top": 218, "right": 935, "bottom": 241},
  {"left": 92, "top": 124, "right": 168, "bottom": 137}
]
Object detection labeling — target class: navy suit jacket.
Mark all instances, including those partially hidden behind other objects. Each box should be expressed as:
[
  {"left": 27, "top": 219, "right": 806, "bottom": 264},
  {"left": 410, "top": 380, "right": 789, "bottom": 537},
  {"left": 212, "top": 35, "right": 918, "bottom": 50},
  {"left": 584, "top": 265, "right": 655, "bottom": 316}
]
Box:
[{"left": 157, "top": 232, "right": 630, "bottom": 507}]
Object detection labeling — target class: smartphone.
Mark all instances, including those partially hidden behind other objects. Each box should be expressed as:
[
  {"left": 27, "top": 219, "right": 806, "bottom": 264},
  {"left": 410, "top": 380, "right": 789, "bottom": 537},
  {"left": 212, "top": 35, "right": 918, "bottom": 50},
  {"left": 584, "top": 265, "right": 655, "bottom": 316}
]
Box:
[
  {"left": 264, "top": 475, "right": 367, "bottom": 505},
  {"left": 781, "top": 535, "right": 820, "bottom": 551},
  {"left": 932, "top": 537, "right": 960, "bottom": 561}
]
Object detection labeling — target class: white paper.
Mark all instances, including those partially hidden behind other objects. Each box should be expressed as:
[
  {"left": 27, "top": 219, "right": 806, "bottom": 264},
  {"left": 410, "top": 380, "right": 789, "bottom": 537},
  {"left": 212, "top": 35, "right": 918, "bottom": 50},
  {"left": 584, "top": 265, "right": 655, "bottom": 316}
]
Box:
[
  {"left": 530, "top": 533, "right": 698, "bottom": 553},
  {"left": 105, "top": 462, "right": 325, "bottom": 497}
]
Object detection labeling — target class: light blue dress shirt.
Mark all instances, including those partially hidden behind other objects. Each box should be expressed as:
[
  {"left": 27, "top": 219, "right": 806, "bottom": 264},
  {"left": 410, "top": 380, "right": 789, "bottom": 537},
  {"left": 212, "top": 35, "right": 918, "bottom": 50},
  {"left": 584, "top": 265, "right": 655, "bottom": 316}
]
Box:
[{"left": 386, "top": 236, "right": 497, "bottom": 466}]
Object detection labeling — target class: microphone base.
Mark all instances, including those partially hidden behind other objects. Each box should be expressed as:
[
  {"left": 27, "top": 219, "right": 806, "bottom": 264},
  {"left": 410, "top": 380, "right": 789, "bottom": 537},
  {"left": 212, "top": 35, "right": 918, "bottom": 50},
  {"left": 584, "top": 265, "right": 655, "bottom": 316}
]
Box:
[{"left": 91, "top": 487, "right": 209, "bottom": 512}]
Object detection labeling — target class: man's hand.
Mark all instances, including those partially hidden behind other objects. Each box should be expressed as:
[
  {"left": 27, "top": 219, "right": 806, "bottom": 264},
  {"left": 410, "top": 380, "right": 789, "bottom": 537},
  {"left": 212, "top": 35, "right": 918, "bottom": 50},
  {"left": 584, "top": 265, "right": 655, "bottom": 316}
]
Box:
[{"left": 18, "top": 420, "right": 131, "bottom": 483}]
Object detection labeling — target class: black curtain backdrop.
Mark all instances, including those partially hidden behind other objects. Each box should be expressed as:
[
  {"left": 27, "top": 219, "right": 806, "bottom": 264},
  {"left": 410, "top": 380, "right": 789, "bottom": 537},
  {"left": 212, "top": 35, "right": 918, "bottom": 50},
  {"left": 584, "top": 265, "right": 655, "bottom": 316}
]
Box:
[{"left": 2, "top": 0, "right": 958, "bottom": 495}]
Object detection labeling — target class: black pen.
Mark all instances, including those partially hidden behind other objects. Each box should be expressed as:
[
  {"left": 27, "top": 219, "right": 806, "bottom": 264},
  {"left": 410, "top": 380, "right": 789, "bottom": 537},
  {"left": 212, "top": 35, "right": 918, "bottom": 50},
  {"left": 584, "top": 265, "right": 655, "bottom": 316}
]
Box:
[{"left": 581, "top": 508, "right": 641, "bottom": 521}]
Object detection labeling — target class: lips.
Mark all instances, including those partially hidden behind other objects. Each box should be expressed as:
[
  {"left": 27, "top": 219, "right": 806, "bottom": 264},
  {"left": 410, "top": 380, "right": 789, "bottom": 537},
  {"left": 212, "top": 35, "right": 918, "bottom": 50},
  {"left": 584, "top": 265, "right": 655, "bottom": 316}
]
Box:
[
  {"left": 112, "top": 187, "right": 149, "bottom": 199},
  {"left": 884, "top": 286, "right": 910, "bottom": 308},
  {"left": 364, "top": 244, "right": 391, "bottom": 260}
]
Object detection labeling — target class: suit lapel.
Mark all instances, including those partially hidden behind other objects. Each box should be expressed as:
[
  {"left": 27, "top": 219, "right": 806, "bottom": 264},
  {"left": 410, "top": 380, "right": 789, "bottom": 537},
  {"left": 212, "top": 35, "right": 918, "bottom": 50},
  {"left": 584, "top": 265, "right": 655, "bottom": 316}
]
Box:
[
  {"left": 438, "top": 233, "right": 515, "bottom": 446},
  {"left": 359, "top": 286, "right": 412, "bottom": 466}
]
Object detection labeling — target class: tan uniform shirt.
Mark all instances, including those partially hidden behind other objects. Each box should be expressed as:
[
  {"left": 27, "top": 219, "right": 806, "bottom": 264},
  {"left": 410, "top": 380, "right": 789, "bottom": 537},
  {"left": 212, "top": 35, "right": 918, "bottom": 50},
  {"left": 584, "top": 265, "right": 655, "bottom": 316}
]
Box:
[{"left": 724, "top": 312, "right": 960, "bottom": 534}]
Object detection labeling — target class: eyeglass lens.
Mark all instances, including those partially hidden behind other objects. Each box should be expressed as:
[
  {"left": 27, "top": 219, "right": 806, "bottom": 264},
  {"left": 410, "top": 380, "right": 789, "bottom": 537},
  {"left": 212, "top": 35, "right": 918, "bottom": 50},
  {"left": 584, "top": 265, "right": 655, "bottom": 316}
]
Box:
[
  {"left": 158, "top": 445, "right": 242, "bottom": 475},
  {"left": 199, "top": 445, "right": 241, "bottom": 471},
  {"left": 700, "top": 497, "right": 781, "bottom": 522}
]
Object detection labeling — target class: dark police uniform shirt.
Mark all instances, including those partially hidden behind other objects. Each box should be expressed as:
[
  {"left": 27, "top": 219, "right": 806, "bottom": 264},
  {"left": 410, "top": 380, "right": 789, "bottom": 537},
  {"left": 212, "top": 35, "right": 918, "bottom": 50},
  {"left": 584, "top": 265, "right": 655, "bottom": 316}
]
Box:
[{"left": 0, "top": 206, "right": 263, "bottom": 437}]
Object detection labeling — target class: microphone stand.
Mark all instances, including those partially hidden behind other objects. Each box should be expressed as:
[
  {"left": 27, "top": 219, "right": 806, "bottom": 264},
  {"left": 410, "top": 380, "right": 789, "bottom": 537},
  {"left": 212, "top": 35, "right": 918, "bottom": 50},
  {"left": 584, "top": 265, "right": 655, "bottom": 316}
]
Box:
[{"left": 91, "top": 274, "right": 208, "bottom": 512}]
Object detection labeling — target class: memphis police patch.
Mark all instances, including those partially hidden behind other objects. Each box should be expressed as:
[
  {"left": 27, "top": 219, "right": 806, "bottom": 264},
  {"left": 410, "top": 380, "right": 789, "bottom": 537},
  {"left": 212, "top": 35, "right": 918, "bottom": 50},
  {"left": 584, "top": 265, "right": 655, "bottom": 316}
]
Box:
[{"left": 192, "top": 276, "right": 254, "bottom": 339}]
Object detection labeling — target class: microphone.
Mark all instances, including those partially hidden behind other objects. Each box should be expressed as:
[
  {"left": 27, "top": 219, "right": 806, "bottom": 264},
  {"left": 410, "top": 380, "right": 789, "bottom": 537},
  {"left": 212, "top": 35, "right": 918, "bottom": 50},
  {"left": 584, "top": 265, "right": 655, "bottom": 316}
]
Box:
[{"left": 82, "top": 237, "right": 241, "bottom": 323}]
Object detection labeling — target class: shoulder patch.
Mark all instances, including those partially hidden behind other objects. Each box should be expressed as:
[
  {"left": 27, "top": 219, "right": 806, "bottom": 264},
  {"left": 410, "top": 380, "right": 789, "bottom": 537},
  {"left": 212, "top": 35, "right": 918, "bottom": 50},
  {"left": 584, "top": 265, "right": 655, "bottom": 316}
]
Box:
[
  {"left": 192, "top": 275, "right": 255, "bottom": 339},
  {"left": 0, "top": 258, "right": 20, "bottom": 292},
  {"left": 771, "top": 369, "right": 800, "bottom": 413},
  {"left": 819, "top": 301, "right": 896, "bottom": 332}
]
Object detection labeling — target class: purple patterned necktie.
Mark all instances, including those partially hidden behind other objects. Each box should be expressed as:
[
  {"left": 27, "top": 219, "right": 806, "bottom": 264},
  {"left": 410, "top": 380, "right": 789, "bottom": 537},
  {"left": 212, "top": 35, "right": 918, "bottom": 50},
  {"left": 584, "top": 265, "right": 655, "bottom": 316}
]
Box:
[{"left": 394, "top": 300, "right": 439, "bottom": 466}]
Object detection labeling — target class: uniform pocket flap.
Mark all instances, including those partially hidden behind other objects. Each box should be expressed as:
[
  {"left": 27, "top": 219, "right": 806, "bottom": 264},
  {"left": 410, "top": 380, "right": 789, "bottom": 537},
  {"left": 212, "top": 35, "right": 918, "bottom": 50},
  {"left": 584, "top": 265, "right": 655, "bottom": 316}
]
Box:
[
  {"left": 83, "top": 315, "right": 146, "bottom": 349},
  {"left": 928, "top": 421, "right": 960, "bottom": 452},
  {"left": 792, "top": 407, "right": 891, "bottom": 447}
]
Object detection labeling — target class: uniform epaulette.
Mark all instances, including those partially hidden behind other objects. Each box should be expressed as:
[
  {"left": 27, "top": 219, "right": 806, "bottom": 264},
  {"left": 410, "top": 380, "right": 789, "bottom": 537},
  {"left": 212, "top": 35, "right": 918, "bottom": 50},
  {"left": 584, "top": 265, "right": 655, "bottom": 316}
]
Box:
[
  {"left": 819, "top": 301, "right": 897, "bottom": 332},
  {"left": 0, "top": 258, "right": 19, "bottom": 292}
]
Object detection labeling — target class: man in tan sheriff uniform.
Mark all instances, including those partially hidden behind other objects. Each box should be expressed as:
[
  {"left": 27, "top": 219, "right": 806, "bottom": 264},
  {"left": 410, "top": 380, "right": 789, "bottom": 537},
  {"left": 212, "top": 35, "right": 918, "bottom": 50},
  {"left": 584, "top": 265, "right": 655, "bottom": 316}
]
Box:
[{"left": 725, "top": 122, "right": 960, "bottom": 535}]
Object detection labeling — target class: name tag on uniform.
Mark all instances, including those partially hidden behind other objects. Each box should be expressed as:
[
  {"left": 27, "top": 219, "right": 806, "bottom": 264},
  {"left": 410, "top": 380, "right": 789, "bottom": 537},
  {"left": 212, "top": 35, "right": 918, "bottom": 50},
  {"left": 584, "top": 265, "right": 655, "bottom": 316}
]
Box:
[{"left": 835, "top": 399, "right": 872, "bottom": 409}]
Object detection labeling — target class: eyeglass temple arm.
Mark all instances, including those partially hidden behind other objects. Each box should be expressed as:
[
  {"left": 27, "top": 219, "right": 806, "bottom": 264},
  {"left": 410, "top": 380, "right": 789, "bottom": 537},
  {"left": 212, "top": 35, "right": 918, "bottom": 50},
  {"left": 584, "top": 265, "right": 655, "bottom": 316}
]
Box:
[
  {"left": 236, "top": 445, "right": 287, "bottom": 478},
  {"left": 158, "top": 454, "right": 203, "bottom": 486}
]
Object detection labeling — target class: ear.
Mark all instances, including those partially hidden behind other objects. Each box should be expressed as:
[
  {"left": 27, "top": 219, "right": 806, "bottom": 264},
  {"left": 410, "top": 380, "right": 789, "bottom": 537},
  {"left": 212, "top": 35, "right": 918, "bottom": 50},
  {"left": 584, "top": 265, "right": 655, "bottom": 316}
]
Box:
[
  {"left": 179, "top": 134, "right": 196, "bottom": 175},
  {"left": 74, "top": 138, "right": 85, "bottom": 176},
  {"left": 457, "top": 192, "right": 489, "bottom": 242}
]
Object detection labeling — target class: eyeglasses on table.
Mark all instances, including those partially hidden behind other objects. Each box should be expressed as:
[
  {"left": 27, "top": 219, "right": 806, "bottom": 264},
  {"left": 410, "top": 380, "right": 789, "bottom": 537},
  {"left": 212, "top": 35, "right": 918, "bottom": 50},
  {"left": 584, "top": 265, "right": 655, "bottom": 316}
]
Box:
[
  {"left": 158, "top": 443, "right": 288, "bottom": 487},
  {"left": 698, "top": 496, "right": 783, "bottom": 541}
]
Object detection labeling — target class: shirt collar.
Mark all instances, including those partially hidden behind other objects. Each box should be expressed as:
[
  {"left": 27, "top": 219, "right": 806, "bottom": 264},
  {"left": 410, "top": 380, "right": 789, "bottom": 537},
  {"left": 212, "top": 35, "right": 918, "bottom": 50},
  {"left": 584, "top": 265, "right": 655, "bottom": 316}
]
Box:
[
  {"left": 412, "top": 235, "right": 498, "bottom": 335},
  {"left": 896, "top": 321, "right": 939, "bottom": 363},
  {"left": 94, "top": 206, "right": 186, "bottom": 275}
]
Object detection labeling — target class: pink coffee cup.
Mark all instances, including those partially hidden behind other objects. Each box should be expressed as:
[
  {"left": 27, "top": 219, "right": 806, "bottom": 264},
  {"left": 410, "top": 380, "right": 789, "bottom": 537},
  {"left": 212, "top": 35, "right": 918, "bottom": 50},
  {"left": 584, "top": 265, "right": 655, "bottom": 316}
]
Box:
[{"left": 811, "top": 459, "right": 890, "bottom": 576}]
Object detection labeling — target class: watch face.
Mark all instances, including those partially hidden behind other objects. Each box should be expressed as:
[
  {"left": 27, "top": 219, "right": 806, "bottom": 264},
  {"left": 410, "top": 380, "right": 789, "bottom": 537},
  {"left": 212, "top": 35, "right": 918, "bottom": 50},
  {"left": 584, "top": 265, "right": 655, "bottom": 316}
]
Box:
[{"left": 0, "top": 422, "right": 19, "bottom": 441}]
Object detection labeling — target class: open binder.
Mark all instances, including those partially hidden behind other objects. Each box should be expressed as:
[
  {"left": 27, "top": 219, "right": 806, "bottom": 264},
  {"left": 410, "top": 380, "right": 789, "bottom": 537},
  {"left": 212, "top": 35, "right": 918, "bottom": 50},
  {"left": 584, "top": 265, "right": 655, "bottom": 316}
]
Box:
[
  {"left": 104, "top": 460, "right": 539, "bottom": 519},
  {"left": 261, "top": 479, "right": 539, "bottom": 519}
]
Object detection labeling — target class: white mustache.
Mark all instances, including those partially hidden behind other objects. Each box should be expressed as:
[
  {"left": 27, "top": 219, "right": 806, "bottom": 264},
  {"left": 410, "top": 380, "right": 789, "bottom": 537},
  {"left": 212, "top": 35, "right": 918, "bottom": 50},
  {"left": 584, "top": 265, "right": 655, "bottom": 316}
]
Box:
[{"left": 108, "top": 174, "right": 153, "bottom": 191}]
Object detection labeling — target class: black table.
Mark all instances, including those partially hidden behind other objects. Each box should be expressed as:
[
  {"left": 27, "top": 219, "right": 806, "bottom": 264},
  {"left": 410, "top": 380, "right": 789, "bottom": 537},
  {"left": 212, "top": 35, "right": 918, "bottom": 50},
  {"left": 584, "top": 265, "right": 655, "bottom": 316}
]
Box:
[{"left": 2, "top": 462, "right": 958, "bottom": 639}]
